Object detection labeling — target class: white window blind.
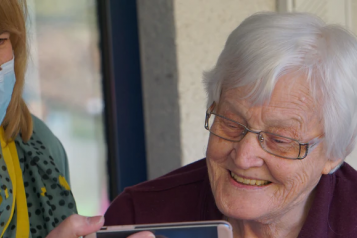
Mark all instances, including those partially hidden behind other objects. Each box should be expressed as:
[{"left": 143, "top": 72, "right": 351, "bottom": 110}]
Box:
[{"left": 277, "top": 0, "right": 353, "bottom": 31}]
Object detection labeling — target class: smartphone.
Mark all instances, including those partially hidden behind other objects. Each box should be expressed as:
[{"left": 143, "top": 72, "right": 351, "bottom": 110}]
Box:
[{"left": 84, "top": 220, "right": 233, "bottom": 238}]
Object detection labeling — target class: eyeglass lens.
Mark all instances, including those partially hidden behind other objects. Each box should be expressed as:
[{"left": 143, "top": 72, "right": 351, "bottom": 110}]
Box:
[{"left": 207, "top": 114, "right": 306, "bottom": 159}]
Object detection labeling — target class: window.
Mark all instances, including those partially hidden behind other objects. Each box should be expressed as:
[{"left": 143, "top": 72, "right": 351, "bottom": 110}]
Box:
[{"left": 25, "top": 0, "right": 109, "bottom": 216}]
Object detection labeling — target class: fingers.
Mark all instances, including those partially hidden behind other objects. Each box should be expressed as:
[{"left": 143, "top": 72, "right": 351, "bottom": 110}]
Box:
[
  {"left": 46, "top": 214, "right": 104, "bottom": 238},
  {"left": 127, "top": 231, "right": 155, "bottom": 238}
]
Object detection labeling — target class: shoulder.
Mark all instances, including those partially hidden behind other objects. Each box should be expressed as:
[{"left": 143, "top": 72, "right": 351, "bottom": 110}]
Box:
[
  {"left": 16, "top": 115, "right": 70, "bottom": 181},
  {"left": 31, "top": 115, "right": 58, "bottom": 146},
  {"left": 105, "top": 159, "right": 209, "bottom": 225},
  {"left": 335, "top": 161, "right": 357, "bottom": 181},
  {"left": 328, "top": 162, "right": 357, "bottom": 236},
  {"left": 31, "top": 115, "right": 68, "bottom": 168},
  {"left": 300, "top": 162, "right": 357, "bottom": 237},
  {"left": 128, "top": 158, "right": 208, "bottom": 192},
  {"left": 332, "top": 162, "right": 357, "bottom": 200}
]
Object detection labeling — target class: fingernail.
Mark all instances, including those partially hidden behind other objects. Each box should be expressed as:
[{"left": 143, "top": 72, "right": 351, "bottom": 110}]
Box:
[{"left": 87, "top": 216, "right": 104, "bottom": 225}]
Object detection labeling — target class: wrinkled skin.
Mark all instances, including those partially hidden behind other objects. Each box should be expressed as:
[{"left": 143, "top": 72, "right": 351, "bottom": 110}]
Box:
[{"left": 206, "top": 75, "right": 343, "bottom": 238}]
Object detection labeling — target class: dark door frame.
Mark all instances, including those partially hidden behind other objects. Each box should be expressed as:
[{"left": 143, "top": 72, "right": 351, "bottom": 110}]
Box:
[{"left": 97, "top": 0, "right": 147, "bottom": 201}]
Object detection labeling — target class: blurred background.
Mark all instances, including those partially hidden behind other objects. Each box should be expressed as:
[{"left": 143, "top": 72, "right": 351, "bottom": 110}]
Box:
[
  {"left": 25, "top": 0, "right": 107, "bottom": 216},
  {"left": 22, "top": 0, "right": 357, "bottom": 216}
]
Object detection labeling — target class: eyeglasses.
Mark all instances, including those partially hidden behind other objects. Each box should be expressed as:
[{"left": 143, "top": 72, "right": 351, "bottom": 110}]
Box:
[{"left": 204, "top": 102, "right": 322, "bottom": 160}]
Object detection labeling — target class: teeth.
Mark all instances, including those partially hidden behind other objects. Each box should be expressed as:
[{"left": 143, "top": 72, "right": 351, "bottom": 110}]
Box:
[{"left": 230, "top": 172, "right": 270, "bottom": 186}]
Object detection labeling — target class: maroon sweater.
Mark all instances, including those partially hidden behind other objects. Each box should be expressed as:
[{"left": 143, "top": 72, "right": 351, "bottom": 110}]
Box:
[{"left": 105, "top": 159, "right": 357, "bottom": 237}]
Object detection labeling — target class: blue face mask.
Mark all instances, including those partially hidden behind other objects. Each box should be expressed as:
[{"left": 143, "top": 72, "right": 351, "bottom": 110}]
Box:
[{"left": 0, "top": 57, "right": 16, "bottom": 125}]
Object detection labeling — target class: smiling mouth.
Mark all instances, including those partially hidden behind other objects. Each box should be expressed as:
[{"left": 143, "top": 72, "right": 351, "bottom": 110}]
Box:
[{"left": 230, "top": 171, "right": 272, "bottom": 186}]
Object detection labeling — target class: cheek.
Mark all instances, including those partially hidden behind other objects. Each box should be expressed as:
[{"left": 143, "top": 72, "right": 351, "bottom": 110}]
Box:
[
  {"left": 269, "top": 157, "right": 323, "bottom": 206},
  {"left": 206, "top": 135, "right": 232, "bottom": 163},
  {"left": 206, "top": 136, "right": 232, "bottom": 189},
  {"left": 272, "top": 166, "right": 310, "bottom": 200},
  {"left": 269, "top": 152, "right": 323, "bottom": 183},
  {"left": 0, "top": 42, "right": 13, "bottom": 65}
]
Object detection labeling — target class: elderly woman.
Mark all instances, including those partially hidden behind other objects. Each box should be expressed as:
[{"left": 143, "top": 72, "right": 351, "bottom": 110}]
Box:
[{"left": 104, "top": 13, "right": 357, "bottom": 237}]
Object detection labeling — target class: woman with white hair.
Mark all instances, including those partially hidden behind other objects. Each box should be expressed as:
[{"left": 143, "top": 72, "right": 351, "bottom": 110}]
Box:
[{"left": 103, "top": 12, "right": 357, "bottom": 237}]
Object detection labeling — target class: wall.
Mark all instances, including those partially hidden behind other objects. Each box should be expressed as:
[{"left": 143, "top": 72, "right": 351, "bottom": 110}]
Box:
[
  {"left": 137, "top": 0, "right": 276, "bottom": 179},
  {"left": 137, "top": 0, "right": 182, "bottom": 179},
  {"left": 174, "top": 0, "right": 276, "bottom": 166},
  {"left": 353, "top": 0, "right": 357, "bottom": 36}
]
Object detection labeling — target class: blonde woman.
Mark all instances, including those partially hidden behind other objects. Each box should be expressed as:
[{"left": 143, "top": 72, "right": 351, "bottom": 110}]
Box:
[
  {"left": 0, "top": 0, "right": 81, "bottom": 236},
  {"left": 0, "top": 0, "right": 155, "bottom": 237}
]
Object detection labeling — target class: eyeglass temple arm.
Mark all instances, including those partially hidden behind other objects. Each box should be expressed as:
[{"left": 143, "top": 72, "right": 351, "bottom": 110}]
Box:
[
  {"left": 298, "top": 136, "right": 323, "bottom": 159},
  {"left": 208, "top": 102, "right": 216, "bottom": 113},
  {"left": 205, "top": 102, "right": 217, "bottom": 129}
]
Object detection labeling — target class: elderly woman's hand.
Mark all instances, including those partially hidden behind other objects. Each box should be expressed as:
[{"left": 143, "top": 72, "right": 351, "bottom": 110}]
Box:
[{"left": 46, "top": 214, "right": 155, "bottom": 238}]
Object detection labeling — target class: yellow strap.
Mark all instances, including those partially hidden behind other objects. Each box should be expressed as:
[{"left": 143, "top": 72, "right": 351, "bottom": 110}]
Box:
[
  {"left": 0, "top": 127, "right": 29, "bottom": 238},
  {"left": 0, "top": 128, "right": 17, "bottom": 237},
  {"left": 9, "top": 139, "right": 29, "bottom": 238}
]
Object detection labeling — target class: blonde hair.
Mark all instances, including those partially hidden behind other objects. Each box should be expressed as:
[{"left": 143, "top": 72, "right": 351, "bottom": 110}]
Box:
[{"left": 0, "top": 0, "right": 32, "bottom": 141}]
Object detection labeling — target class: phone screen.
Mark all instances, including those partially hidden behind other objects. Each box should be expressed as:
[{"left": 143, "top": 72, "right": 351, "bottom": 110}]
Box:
[{"left": 97, "top": 226, "right": 218, "bottom": 238}]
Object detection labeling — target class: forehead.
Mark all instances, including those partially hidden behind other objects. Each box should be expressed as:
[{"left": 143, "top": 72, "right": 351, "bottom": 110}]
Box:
[
  {"left": 268, "top": 75, "right": 316, "bottom": 113},
  {"left": 220, "top": 75, "right": 321, "bottom": 129},
  {"left": 0, "top": 31, "right": 10, "bottom": 36}
]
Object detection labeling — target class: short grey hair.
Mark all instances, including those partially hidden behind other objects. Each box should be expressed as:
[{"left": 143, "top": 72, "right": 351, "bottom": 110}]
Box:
[{"left": 204, "top": 12, "right": 357, "bottom": 160}]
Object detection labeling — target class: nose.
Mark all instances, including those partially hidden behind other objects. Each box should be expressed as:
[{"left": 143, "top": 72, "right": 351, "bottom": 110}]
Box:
[{"left": 230, "top": 131, "right": 265, "bottom": 169}]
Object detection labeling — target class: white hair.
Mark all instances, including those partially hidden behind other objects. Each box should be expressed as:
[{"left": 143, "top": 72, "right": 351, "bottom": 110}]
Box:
[{"left": 204, "top": 12, "right": 357, "bottom": 160}]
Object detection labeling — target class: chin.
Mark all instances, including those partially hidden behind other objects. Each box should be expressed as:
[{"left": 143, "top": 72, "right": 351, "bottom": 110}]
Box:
[
  {"left": 216, "top": 194, "right": 268, "bottom": 221},
  {"left": 212, "top": 176, "right": 277, "bottom": 222}
]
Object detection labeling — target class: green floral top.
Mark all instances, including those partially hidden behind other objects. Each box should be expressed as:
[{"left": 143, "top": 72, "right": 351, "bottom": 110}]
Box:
[{"left": 0, "top": 115, "right": 77, "bottom": 238}]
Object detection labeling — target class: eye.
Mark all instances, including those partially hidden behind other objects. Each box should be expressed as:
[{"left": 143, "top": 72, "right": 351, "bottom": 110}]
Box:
[
  {"left": 226, "top": 122, "right": 238, "bottom": 128},
  {"left": 268, "top": 134, "right": 292, "bottom": 144},
  {"left": 0, "top": 38, "right": 8, "bottom": 45},
  {"left": 273, "top": 138, "right": 289, "bottom": 144}
]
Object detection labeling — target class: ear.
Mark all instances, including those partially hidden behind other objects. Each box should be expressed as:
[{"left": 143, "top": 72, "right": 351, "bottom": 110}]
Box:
[{"left": 322, "top": 158, "right": 344, "bottom": 175}]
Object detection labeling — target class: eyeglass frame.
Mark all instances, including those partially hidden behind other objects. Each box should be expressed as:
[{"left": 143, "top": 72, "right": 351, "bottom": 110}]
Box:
[{"left": 204, "top": 102, "right": 323, "bottom": 160}]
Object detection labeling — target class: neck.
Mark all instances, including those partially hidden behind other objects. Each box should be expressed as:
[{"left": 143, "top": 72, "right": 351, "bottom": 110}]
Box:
[{"left": 226, "top": 190, "right": 316, "bottom": 238}]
